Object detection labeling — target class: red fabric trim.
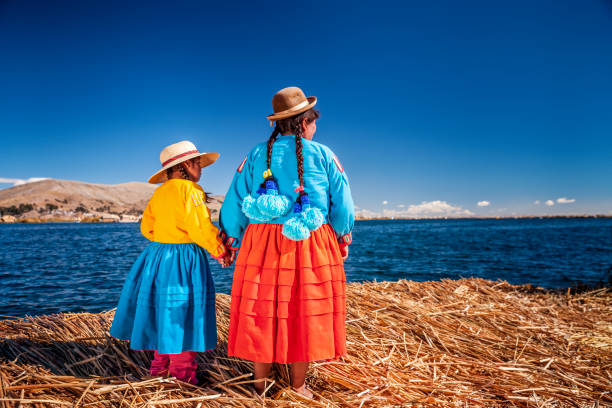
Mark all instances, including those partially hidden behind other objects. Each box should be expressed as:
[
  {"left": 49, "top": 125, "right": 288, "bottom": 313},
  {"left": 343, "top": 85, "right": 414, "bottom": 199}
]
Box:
[
  {"left": 332, "top": 156, "right": 344, "bottom": 173},
  {"left": 237, "top": 156, "right": 247, "bottom": 173},
  {"left": 337, "top": 233, "right": 352, "bottom": 247},
  {"left": 162, "top": 150, "right": 199, "bottom": 166},
  {"left": 219, "top": 231, "right": 240, "bottom": 250}
]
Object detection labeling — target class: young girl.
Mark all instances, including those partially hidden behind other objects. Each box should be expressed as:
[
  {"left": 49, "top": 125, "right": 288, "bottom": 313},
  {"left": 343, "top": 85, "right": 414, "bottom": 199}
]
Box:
[
  {"left": 110, "top": 140, "right": 231, "bottom": 385},
  {"left": 219, "top": 87, "right": 354, "bottom": 397}
]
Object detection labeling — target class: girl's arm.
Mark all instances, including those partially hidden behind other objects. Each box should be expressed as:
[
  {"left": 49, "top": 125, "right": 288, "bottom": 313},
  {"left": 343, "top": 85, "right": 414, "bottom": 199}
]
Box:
[
  {"left": 140, "top": 201, "right": 155, "bottom": 241},
  {"left": 184, "top": 186, "right": 227, "bottom": 260},
  {"left": 218, "top": 152, "right": 254, "bottom": 251},
  {"left": 325, "top": 148, "right": 355, "bottom": 248}
]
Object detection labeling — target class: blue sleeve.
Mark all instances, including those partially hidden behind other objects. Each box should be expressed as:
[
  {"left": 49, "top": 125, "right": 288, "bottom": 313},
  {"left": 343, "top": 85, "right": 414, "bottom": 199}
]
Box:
[
  {"left": 219, "top": 152, "right": 254, "bottom": 249},
  {"left": 325, "top": 148, "right": 355, "bottom": 244}
]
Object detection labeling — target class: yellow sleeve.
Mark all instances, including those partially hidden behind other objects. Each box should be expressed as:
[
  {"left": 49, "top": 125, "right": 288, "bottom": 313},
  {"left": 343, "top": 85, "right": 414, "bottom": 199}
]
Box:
[
  {"left": 184, "top": 186, "right": 226, "bottom": 259},
  {"left": 140, "top": 201, "right": 155, "bottom": 241}
]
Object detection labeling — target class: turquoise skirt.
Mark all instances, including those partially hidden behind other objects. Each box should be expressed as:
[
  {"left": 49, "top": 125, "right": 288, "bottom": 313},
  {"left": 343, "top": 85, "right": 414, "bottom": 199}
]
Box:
[{"left": 110, "top": 242, "right": 217, "bottom": 354}]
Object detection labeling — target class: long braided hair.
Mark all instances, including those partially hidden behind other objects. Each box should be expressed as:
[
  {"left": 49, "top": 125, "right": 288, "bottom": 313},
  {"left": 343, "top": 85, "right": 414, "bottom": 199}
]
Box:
[
  {"left": 267, "top": 109, "right": 320, "bottom": 189},
  {"left": 167, "top": 163, "right": 191, "bottom": 180}
]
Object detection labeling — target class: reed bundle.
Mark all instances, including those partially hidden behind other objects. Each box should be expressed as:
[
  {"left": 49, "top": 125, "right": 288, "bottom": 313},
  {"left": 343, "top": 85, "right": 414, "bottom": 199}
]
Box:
[{"left": 1, "top": 278, "right": 610, "bottom": 407}]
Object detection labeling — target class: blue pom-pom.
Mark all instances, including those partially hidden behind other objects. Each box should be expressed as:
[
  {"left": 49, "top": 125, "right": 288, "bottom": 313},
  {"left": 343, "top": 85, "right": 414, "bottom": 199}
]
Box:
[
  {"left": 242, "top": 195, "right": 273, "bottom": 221},
  {"left": 302, "top": 206, "right": 325, "bottom": 231},
  {"left": 257, "top": 193, "right": 291, "bottom": 217},
  {"left": 282, "top": 216, "right": 311, "bottom": 241}
]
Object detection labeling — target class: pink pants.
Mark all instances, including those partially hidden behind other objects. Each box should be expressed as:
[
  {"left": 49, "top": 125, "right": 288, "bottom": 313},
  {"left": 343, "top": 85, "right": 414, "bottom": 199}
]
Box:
[{"left": 150, "top": 351, "right": 198, "bottom": 384}]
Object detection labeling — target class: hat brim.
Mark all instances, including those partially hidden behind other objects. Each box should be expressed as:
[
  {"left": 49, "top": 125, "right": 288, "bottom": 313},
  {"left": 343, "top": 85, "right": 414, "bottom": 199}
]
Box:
[
  {"left": 266, "top": 96, "right": 317, "bottom": 122},
  {"left": 148, "top": 152, "right": 220, "bottom": 184}
]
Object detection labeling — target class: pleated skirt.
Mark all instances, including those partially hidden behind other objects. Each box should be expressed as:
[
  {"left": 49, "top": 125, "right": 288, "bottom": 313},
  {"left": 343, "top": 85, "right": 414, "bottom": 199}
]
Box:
[
  {"left": 110, "top": 242, "right": 217, "bottom": 354},
  {"left": 227, "top": 223, "right": 347, "bottom": 364}
]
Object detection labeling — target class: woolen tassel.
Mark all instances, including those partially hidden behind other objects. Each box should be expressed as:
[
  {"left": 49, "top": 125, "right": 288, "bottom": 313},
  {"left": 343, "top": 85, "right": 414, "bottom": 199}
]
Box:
[
  {"left": 299, "top": 194, "right": 325, "bottom": 231},
  {"left": 242, "top": 186, "right": 273, "bottom": 221},
  {"left": 282, "top": 216, "right": 311, "bottom": 241},
  {"left": 282, "top": 202, "right": 311, "bottom": 241},
  {"left": 256, "top": 180, "right": 291, "bottom": 218},
  {"left": 302, "top": 206, "right": 324, "bottom": 231}
]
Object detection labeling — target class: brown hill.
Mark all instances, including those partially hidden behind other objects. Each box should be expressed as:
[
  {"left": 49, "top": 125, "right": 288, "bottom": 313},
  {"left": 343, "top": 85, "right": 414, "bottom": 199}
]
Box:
[{"left": 0, "top": 179, "right": 223, "bottom": 218}]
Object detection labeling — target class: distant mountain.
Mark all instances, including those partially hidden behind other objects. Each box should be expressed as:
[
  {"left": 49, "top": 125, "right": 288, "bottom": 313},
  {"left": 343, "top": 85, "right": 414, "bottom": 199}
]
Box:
[{"left": 0, "top": 179, "right": 223, "bottom": 219}]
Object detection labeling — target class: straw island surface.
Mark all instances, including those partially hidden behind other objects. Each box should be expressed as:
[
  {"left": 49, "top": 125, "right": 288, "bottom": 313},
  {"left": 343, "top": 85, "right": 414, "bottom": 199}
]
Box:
[{"left": 1, "top": 278, "right": 610, "bottom": 407}]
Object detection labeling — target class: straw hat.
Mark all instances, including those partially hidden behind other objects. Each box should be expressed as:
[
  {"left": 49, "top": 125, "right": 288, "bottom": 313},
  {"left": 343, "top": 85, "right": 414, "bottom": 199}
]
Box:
[
  {"left": 266, "top": 86, "right": 317, "bottom": 125},
  {"left": 148, "top": 141, "right": 219, "bottom": 184}
]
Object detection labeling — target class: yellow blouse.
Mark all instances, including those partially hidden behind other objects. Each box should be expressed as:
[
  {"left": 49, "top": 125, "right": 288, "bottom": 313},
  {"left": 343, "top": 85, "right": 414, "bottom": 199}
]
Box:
[{"left": 140, "top": 179, "right": 226, "bottom": 259}]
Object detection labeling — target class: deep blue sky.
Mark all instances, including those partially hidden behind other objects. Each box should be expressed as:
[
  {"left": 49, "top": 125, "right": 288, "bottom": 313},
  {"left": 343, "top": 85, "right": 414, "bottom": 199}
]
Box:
[{"left": 1, "top": 1, "right": 611, "bottom": 216}]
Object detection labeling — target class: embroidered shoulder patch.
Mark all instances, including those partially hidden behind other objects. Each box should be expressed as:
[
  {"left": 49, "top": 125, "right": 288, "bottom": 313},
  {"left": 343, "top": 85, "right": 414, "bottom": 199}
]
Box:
[
  {"left": 237, "top": 156, "right": 247, "bottom": 173},
  {"left": 191, "top": 191, "right": 204, "bottom": 207},
  {"left": 332, "top": 156, "right": 344, "bottom": 173}
]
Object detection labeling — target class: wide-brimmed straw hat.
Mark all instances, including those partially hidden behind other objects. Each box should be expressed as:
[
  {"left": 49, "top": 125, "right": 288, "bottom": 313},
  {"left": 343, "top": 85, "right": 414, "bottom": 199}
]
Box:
[
  {"left": 148, "top": 140, "right": 219, "bottom": 184},
  {"left": 266, "top": 86, "right": 317, "bottom": 125}
]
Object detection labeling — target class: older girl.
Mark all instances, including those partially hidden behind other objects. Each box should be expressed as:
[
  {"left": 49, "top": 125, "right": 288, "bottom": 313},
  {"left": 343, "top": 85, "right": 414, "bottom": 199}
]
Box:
[{"left": 219, "top": 87, "right": 354, "bottom": 397}]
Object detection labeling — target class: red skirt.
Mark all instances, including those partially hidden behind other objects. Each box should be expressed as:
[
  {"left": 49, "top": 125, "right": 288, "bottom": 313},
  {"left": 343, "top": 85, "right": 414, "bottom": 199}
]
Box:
[{"left": 227, "top": 223, "right": 347, "bottom": 363}]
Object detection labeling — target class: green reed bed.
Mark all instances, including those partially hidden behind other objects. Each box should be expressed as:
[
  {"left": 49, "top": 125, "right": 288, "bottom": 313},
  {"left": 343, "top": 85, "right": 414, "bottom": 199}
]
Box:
[{"left": 1, "top": 278, "right": 610, "bottom": 407}]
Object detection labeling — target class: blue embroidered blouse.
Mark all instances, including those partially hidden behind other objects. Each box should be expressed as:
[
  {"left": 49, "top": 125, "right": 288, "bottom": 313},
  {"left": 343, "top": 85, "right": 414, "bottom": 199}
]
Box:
[{"left": 219, "top": 134, "right": 354, "bottom": 249}]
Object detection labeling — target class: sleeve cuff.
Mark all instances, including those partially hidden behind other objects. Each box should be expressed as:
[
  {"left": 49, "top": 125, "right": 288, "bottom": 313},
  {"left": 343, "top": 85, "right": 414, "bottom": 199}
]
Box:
[
  {"left": 219, "top": 230, "right": 240, "bottom": 250},
  {"left": 337, "top": 232, "right": 352, "bottom": 247},
  {"left": 210, "top": 244, "right": 227, "bottom": 260}
]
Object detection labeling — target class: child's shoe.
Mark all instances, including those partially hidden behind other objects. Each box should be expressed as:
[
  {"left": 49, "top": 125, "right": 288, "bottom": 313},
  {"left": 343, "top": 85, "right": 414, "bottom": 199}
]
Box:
[
  {"left": 150, "top": 351, "right": 170, "bottom": 376},
  {"left": 168, "top": 351, "right": 198, "bottom": 385}
]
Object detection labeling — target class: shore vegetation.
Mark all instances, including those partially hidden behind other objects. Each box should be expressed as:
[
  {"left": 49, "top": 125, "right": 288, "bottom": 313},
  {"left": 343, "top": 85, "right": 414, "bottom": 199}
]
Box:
[{"left": 1, "top": 278, "right": 610, "bottom": 407}]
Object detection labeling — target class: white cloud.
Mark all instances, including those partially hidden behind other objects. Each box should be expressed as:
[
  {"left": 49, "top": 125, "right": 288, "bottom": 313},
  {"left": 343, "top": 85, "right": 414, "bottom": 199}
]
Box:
[
  {"left": 0, "top": 177, "right": 49, "bottom": 186},
  {"left": 533, "top": 200, "right": 540, "bottom": 205},
  {"left": 477, "top": 201, "right": 490, "bottom": 207},
  {"left": 357, "top": 200, "right": 474, "bottom": 218},
  {"left": 545, "top": 200, "right": 555, "bottom": 206},
  {"left": 556, "top": 197, "right": 576, "bottom": 204},
  {"left": 383, "top": 200, "right": 474, "bottom": 218},
  {"left": 382, "top": 200, "right": 388, "bottom": 205}
]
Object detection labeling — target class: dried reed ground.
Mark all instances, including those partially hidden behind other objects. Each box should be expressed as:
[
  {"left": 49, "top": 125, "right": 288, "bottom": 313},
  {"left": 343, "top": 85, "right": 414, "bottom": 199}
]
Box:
[{"left": 0, "top": 278, "right": 610, "bottom": 407}]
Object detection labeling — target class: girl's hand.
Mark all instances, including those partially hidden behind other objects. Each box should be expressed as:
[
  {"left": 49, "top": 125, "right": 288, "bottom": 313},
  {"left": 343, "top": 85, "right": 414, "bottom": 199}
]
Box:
[
  {"left": 219, "top": 249, "right": 238, "bottom": 268},
  {"left": 339, "top": 245, "right": 349, "bottom": 260}
]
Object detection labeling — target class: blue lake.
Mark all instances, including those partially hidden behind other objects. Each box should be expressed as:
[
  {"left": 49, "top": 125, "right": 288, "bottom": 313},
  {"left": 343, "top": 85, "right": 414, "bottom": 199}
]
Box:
[{"left": 1, "top": 218, "right": 611, "bottom": 317}]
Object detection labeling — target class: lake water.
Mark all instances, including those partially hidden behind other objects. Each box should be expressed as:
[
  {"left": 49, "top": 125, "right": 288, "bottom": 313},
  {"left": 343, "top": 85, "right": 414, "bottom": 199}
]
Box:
[{"left": 1, "top": 218, "right": 611, "bottom": 317}]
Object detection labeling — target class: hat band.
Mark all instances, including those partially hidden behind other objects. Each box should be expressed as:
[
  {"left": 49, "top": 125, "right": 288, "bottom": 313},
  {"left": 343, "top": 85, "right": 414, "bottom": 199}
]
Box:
[
  {"left": 274, "top": 100, "right": 309, "bottom": 116},
  {"left": 162, "top": 150, "right": 199, "bottom": 167}
]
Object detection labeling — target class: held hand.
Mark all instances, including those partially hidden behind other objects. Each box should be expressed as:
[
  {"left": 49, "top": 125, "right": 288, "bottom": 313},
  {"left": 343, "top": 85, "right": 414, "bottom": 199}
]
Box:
[
  {"left": 217, "top": 249, "right": 237, "bottom": 268},
  {"left": 220, "top": 251, "right": 233, "bottom": 268},
  {"left": 339, "top": 245, "right": 349, "bottom": 260}
]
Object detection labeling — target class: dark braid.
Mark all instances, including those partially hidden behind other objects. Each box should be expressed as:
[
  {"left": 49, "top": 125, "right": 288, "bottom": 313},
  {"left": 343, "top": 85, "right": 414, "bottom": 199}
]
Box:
[
  {"left": 266, "top": 125, "right": 281, "bottom": 170},
  {"left": 178, "top": 165, "right": 190, "bottom": 180},
  {"left": 166, "top": 163, "right": 190, "bottom": 180},
  {"left": 295, "top": 134, "right": 305, "bottom": 187}
]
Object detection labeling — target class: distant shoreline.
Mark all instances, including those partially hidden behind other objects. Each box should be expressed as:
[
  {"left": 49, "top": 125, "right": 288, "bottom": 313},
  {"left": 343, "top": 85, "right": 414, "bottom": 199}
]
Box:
[
  {"left": 1, "top": 214, "right": 610, "bottom": 224},
  {"left": 355, "top": 214, "right": 612, "bottom": 220}
]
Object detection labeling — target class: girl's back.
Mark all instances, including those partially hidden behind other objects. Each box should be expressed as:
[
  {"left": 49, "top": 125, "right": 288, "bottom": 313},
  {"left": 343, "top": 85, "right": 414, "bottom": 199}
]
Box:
[
  {"left": 143, "top": 179, "right": 209, "bottom": 242},
  {"left": 110, "top": 141, "right": 227, "bottom": 385}
]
